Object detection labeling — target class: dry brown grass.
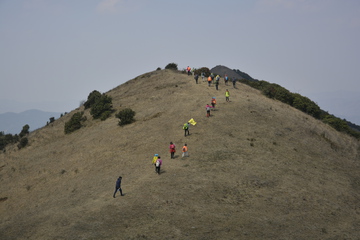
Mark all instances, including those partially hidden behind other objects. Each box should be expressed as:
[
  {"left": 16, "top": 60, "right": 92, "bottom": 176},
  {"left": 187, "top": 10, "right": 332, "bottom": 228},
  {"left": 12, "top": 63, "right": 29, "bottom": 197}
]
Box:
[{"left": 1, "top": 69, "right": 360, "bottom": 239}]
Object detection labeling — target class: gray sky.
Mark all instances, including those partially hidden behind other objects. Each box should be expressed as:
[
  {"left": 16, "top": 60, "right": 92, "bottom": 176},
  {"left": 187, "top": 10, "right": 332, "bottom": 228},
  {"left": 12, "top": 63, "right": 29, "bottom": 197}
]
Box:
[{"left": 1, "top": 0, "right": 359, "bottom": 124}]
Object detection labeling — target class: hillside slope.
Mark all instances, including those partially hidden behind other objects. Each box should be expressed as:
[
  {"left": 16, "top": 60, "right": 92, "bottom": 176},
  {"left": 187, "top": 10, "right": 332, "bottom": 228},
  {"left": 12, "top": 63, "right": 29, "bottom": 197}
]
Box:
[{"left": 1, "top": 69, "right": 359, "bottom": 240}]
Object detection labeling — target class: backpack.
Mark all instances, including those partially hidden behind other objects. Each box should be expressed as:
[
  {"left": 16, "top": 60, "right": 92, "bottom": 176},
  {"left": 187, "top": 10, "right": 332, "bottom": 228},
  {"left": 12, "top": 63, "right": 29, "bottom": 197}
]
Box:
[
  {"left": 183, "top": 123, "right": 188, "bottom": 130},
  {"left": 156, "top": 160, "right": 160, "bottom": 167}
]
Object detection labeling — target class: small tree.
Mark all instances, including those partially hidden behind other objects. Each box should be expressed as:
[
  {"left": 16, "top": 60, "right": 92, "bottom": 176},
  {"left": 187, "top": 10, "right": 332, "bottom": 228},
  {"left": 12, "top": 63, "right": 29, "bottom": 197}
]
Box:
[
  {"left": 90, "top": 94, "right": 113, "bottom": 120},
  {"left": 165, "top": 63, "right": 178, "bottom": 70},
  {"left": 194, "top": 67, "right": 211, "bottom": 77},
  {"left": 19, "top": 124, "right": 30, "bottom": 138},
  {"left": 116, "top": 108, "right": 136, "bottom": 126},
  {"left": 84, "top": 90, "right": 102, "bottom": 109},
  {"left": 18, "top": 137, "right": 28, "bottom": 149},
  {"left": 64, "top": 112, "right": 86, "bottom": 134}
]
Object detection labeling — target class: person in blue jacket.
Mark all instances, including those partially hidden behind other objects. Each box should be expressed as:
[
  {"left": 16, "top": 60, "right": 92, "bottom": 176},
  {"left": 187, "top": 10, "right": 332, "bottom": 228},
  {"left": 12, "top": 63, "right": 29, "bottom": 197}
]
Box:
[{"left": 113, "top": 176, "right": 123, "bottom": 198}]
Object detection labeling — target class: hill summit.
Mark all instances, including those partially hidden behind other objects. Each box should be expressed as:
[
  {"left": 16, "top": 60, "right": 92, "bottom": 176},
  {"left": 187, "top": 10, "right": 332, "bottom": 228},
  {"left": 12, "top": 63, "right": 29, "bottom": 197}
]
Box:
[{"left": 1, "top": 69, "right": 359, "bottom": 239}]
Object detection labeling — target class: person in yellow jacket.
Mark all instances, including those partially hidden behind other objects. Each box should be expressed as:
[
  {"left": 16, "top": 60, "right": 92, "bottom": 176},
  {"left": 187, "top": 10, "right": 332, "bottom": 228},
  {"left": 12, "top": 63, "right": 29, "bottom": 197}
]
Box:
[
  {"left": 225, "top": 89, "right": 230, "bottom": 102},
  {"left": 182, "top": 144, "right": 189, "bottom": 158},
  {"left": 152, "top": 154, "right": 159, "bottom": 172}
]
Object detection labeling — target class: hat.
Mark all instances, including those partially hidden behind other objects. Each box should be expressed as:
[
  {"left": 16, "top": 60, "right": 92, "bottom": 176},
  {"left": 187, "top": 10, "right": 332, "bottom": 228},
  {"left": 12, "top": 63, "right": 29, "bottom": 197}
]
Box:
[{"left": 155, "top": 154, "right": 158, "bottom": 156}]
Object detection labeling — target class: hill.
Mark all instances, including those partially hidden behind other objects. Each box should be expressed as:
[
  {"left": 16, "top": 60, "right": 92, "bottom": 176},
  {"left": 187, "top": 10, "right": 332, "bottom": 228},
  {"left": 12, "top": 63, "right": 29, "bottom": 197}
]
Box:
[
  {"left": 1, "top": 69, "right": 360, "bottom": 239},
  {"left": 0, "top": 109, "right": 62, "bottom": 134}
]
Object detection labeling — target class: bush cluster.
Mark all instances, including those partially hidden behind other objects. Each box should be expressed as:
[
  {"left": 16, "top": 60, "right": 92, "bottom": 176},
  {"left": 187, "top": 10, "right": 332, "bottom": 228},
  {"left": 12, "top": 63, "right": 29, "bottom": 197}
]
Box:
[
  {"left": 90, "top": 94, "right": 113, "bottom": 120},
  {"left": 194, "top": 67, "right": 211, "bottom": 77},
  {"left": 165, "top": 63, "right": 178, "bottom": 71},
  {"left": 116, "top": 108, "right": 136, "bottom": 126},
  {"left": 84, "top": 90, "right": 114, "bottom": 121},
  {"left": 64, "top": 112, "right": 86, "bottom": 134},
  {"left": 239, "top": 78, "right": 360, "bottom": 139},
  {"left": 0, "top": 124, "right": 30, "bottom": 151}
]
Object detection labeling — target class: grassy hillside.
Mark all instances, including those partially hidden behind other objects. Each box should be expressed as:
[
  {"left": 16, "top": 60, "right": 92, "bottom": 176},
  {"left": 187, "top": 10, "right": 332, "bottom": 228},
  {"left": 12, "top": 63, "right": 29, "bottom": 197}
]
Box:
[{"left": 1, "top": 69, "right": 359, "bottom": 239}]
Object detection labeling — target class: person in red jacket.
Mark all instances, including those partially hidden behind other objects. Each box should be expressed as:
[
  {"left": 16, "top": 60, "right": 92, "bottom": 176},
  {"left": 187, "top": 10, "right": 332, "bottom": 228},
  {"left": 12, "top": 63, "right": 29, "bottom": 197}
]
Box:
[{"left": 169, "top": 142, "right": 176, "bottom": 159}]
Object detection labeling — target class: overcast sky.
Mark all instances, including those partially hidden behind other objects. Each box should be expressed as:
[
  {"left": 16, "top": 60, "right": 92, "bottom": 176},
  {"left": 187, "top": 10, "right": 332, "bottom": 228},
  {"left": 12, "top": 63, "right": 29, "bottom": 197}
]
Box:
[{"left": 1, "top": 0, "right": 359, "bottom": 124}]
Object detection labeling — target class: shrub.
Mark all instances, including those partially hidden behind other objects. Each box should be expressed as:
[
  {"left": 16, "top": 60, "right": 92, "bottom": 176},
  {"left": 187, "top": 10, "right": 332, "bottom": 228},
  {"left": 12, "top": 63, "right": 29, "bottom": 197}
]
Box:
[
  {"left": 84, "top": 90, "right": 102, "bottom": 109},
  {"left": 64, "top": 112, "right": 86, "bottom": 134},
  {"left": 90, "top": 94, "right": 113, "bottom": 120},
  {"left": 292, "top": 94, "right": 321, "bottom": 119},
  {"left": 165, "top": 63, "right": 178, "bottom": 70},
  {"left": 18, "top": 137, "right": 28, "bottom": 149},
  {"left": 194, "top": 67, "right": 211, "bottom": 77},
  {"left": 116, "top": 108, "right": 136, "bottom": 126},
  {"left": 19, "top": 124, "right": 30, "bottom": 138}
]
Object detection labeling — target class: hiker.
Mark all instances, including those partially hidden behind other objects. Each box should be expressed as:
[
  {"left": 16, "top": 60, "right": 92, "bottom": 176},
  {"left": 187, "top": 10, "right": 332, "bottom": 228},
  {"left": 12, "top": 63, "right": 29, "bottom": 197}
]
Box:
[
  {"left": 201, "top": 72, "right": 205, "bottom": 81},
  {"left": 232, "top": 77, "right": 237, "bottom": 88},
  {"left": 225, "top": 89, "right": 230, "bottom": 102},
  {"left": 169, "top": 142, "right": 176, "bottom": 159},
  {"left": 155, "top": 156, "right": 163, "bottom": 174},
  {"left": 182, "top": 143, "right": 189, "bottom": 157},
  {"left": 187, "top": 66, "right": 191, "bottom": 76},
  {"left": 183, "top": 122, "right": 190, "bottom": 137},
  {"left": 211, "top": 97, "right": 216, "bottom": 109},
  {"left": 152, "top": 154, "right": 159, "bottom": 172},
  {"left": 205, "top": 104, "right": 213, "bottom": 117},
  {"left": 113, "top": 176, "right": 123, "bottom": 198},
  {"left": 215, "top": 75, "right": 220, "bottom": 90},
  {"left": 207, "top": 76, "right": 212, "bottom": 87},
  {"left": 194, "top": 74, "right": 199, "bottom": 84},
  {"left": 224, "top": 74, "right": 229, "bottom": 85}
]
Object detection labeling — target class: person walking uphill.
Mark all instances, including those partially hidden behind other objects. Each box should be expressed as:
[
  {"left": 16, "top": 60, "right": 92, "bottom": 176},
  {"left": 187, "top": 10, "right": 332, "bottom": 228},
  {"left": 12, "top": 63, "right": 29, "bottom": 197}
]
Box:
[
  {"left": 169, "top": 142, "right": 176, "bottom": 159},
  {"left": 207, "top": 76, "right": 212, "bottom": 87},
  {"left": 182, "top": 143, "right": 189, "bottom": 157},
  {"left": 211, "top": 97, "right": 216, "bottom": 109},
  {"left": 155, "top": 156, "right": 163, "bottom": 174},
  {"left": 152, "top": 154, "right": 159, "bottom": 172},
  {"left": 113, "top": 176, "right": 123, "bottom": 198},
  {"left": 215, "top": 75, "right": 220, "bottom": 90},
  {"left": 225, "top": 89, "right": 230, "bottom": 102},
  {"left": 183, "top": 122, "right": 190, "bottom": 137},
  {"left": 205, "top": 104, "right": 213, "bottom": 117}
]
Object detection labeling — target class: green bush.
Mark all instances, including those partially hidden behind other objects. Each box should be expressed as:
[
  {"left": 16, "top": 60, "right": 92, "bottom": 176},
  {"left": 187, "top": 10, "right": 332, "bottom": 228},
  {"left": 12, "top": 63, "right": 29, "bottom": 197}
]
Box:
[
  {"left": 116, "top": 108, "right": 136, "bottom": 126},
  {"left": 293, "top": 94, "right": 321, "bottom": 118},
  {"left": 84, "top": 90, "right": 102, "bottom": 109},
  {"left": 64, "top": 112, "right": 86, "bottom": 134},
  {"left": 165, "top": 63, "right": 178, "bottom": 70},
  {"left": 262, "top": 84, "right": 294, "bottom": 105},
  {"left": 90, "top": 94, "right": 113, "bottom": 120},
  {"left": 194, "top": 67, "right": 211, "bottom": 77},
  {"left": 19, "top": 124, "right": 30, "bottom": 138},
  {"left": 17, "top": 137, "right": 28, "bottom": 149}
]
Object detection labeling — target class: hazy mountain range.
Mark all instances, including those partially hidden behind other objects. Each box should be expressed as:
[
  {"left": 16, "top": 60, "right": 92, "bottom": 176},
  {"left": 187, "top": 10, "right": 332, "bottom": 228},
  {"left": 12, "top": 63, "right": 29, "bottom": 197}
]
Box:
[{"left": 0, "top": 109, "right": 62, "bottom": 134}]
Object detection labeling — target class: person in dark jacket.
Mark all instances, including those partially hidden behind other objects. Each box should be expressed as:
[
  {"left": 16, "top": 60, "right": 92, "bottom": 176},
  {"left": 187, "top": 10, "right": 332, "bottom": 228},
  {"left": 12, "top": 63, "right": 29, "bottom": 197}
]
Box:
[{"left": 113, "top": 176, "right": 123, "bottom": 198}]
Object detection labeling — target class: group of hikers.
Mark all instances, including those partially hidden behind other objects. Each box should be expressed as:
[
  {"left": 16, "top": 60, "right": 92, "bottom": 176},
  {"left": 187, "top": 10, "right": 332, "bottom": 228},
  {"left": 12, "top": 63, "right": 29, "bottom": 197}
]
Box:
[{"left": 113, "top": 66, "right": 236, "bottom": 197}]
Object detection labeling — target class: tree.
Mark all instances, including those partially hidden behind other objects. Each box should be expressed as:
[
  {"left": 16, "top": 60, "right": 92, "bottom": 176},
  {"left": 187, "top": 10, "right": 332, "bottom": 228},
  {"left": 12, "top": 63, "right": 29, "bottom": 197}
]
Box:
[
  {"left": 116, "top": 108, "right": 136, "bottom": 126},
  {"left": 19, "top": 124, "right": 30, "bottom": 138},
  {"left": 90, "top": 94, "right": 113, "bottom": 120},
  {"left": 64, "top": 112, "right": 86, "bottom": 134},
  {"left": 84, "top": 90, "right": 102, "bottom": 109},
  {"left": 165, "top": 63, "right": 178, "bottom": 70}
]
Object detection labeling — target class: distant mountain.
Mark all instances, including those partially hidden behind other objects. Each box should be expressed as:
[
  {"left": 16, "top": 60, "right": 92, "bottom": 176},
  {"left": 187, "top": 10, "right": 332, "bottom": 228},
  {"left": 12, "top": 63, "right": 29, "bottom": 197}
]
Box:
[
  {"left": 0, "top": 109, "right": 62, "bottom": 134},
  {"left": 210, "top": 65, "right": 255, "bottom": 81}
]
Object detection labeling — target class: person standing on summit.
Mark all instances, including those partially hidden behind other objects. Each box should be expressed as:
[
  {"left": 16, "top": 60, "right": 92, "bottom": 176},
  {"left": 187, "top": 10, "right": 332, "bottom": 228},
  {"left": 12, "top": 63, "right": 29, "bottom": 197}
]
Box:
[
  {"left": 113, "top": 176, "right": 123, "bottom": 198},
  {"left": 187, "top": 66, "right": 191, "bottom": 76}
]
